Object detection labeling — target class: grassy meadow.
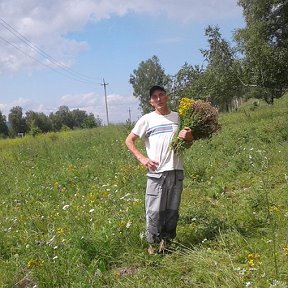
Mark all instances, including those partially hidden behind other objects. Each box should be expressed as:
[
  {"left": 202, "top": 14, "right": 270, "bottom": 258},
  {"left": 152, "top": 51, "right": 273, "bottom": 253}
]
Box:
[{"left": 1, "top": 95, "right": 288, "bottom": 287}]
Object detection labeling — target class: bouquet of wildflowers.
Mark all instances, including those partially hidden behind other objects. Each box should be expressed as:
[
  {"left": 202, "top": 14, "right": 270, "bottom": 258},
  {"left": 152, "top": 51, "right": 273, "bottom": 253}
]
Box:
[{"left": 171, "top": 97, "right": 220, "bottom": 154}]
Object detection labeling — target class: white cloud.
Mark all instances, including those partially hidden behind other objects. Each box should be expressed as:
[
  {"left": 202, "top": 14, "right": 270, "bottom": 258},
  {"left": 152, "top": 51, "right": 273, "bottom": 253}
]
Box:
[
  {"left": 59, "top": 92, "right": 140, "bottom": 123},
  {"left": 0, "top": 104, "right": 8, "bottom": 115},
  {"left": 129, "top": 0, "right": 241, "bottom": 22},
  {"left": 0, "top": 97, "right": 34, "bottom": 115},
  {"left": 0, "top": 0, "right": 241, "bottom": 73},
  {"left": 0, "top": 97, "right": 49, "bottom": 116},
  {"left": 0, "top": 92, "right": 140, "bottom": 123},
  {"left": 60, "top": 92, "right": 99, "bottom": 108}
]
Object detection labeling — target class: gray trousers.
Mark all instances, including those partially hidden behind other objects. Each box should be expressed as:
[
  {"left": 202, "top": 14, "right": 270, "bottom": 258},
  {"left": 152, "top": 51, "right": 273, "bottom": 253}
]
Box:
[{"left": 145, "top": 170, "right": 184, "bottom": 244}]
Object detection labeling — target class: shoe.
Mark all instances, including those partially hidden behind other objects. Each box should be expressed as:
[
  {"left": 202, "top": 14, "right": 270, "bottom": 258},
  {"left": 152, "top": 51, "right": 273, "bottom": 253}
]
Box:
[
  {"left": 158, "top": 239, "right": 174, "bottom": 254},
  {"left": 158, "top": 239, "right": 165, "bottom": 253},
  {"left": 147, "top": 244, "right": 155, "bottom": 255}
]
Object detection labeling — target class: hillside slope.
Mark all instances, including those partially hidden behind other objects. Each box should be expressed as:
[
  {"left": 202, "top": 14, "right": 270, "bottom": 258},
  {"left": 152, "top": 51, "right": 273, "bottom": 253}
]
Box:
[{"left": 0, "top": 95, "right": 287, "bottom": 287}]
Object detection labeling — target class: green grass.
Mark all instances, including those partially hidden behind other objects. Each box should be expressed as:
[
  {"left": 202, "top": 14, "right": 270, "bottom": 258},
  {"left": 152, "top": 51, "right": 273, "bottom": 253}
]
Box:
[{"left": 1, "top": 95, "right": 288, "bottom": 287}]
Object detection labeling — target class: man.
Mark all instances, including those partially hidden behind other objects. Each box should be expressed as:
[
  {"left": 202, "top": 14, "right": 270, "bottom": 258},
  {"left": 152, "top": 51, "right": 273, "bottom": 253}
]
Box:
[{"left": 125, "top": 85, "right": 193, "bottom": 254}]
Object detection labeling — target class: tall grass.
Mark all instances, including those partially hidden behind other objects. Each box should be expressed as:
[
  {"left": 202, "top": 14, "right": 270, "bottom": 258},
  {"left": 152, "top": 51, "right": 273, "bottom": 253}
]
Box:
[{"left": 0, "top": 96, "right": 288, "bottom": 287}]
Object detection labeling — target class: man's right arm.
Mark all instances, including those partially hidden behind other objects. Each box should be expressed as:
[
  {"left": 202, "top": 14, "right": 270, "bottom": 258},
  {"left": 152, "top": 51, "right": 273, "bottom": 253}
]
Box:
[{"left": 125, "top": 132, "right": 158, "bottom": 171}]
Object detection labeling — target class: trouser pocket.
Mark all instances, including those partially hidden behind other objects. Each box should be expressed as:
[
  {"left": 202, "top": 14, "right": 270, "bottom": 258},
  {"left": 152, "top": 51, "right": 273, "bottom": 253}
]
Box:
[{"left": 146, "top": 173, "right": 163, "bottom": 197}]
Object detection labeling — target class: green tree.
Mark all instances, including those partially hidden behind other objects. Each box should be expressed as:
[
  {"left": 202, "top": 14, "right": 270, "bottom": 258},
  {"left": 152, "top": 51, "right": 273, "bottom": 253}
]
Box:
[
  {"left": 199, "top": 26, "right": 241, "bottom": 111},
  {"left": 8, "top": 106, "right": 26, "bottom": 137},
  {"left": 0, "top": 111, "right": 9, "bottom": 137},
  {"left": 130, "top": 55, "right": 170, "bottom": 114},
  {"left": 71, "top": 109, "right": 101, "bottom": 129},
  {"left": 235, "top": 0, "right": 288, "bottom": 103},
  {"left": 49, "top": 112, "right": 62, "bottom": 132},
  {"left": 170, "top": 63, "right": 204, "bottom": 108},
  {"left": 70, "top": 109, "right": 92, "bottom": 128},
  {"left": 82, "top": 113, "right": 102, "bottom": 128},
  {"left": 51, "top": 106, "right": 74, "bottom": 130},
  {"left": 25, "top": 111, "right": 52, "bottom": 133},
  {"left": 173, "top": 26, "right": 241, "bottom": 111}
]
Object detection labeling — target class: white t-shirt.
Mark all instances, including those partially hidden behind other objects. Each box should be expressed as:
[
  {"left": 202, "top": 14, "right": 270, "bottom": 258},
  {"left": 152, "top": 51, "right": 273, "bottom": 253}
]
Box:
[{"left": 132, "top": 111, "right": 183, "bottom": 173}]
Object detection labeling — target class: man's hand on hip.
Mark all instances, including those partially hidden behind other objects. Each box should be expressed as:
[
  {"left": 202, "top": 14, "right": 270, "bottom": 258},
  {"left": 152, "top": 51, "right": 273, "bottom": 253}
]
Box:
[{"left": 139, "top": 156, "right": 159, "bottom": 171}]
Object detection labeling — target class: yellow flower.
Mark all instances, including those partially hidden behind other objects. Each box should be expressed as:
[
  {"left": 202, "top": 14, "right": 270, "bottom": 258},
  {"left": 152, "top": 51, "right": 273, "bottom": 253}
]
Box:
[
  {"left": 56, "top": 227, "right": 64, "bottom": 235},
  {"left": 270, "top": 205, "right": 280, "bottom": 213},
  {"left": 283, "top": 244, "right": 288, "bottom": 256},
  {"left": 178, "top": 97, "right": 194, "bottom": 117},
  {"left": 27, "top": 258, "right": 44, "bottom": 269},
  {"left": 67, "top": 164, "right": 77, "bottom": 172},
  {"left": 247, "top": 253, "right": 261, "bottom": 267}
]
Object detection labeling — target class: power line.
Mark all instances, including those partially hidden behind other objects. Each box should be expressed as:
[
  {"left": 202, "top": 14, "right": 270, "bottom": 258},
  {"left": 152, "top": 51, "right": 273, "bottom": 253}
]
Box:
[
  {"left": 0, "top": 17, "right": 101, "bottom": 83},
  {"left": 0, "top": 17, "right": 98, "bottom": 82},
  {"left": 0, "top": 36, "right": 96, "bottom": 84}
]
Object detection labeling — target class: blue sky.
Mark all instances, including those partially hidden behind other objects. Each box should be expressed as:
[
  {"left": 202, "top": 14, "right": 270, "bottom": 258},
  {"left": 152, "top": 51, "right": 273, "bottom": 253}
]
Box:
[{"left": 0, "top": 0, "right": 244, "bottom": 124}]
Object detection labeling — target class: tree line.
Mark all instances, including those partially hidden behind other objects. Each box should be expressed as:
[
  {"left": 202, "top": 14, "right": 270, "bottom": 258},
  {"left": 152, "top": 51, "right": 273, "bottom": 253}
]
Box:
[
  {"left": 0, "top": 106, "right": 102, "bottom": 138},
  {"left": 130, "top": 0, "right": 288, "bottom": 114}
]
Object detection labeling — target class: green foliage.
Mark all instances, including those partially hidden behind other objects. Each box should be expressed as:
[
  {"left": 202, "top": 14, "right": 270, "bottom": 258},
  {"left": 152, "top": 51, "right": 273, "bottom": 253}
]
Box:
[
  {"left": 0, "top": 94, "right": 288, "bottom": 286},
  {"left": 82, "top": 113, "right": 102, "bottom": 128},
  {"left": 235, "top": 0, "right": 288, "bottom": 102},
  {"left": 8, "top": 106, "right": 27, "bottom": 137},
  {"left": 129, "top": 55, "right": 171, "bottom": 114},
  {"left": 170, "top": 63, "right": 204, "bottom": 109},
  {"left": 26, "top": 111, "right": 52, "bottom": 133},
  {"left": 48, "top": 106, "right": 101, "bottom": 131},
  {"left": 132, "top": 4, "right": 288, "bottom": 112},
  {"left": 199, "top": 26, "right": 242, "bottom": 111},
  {"left": 171, "top": 26, "right": 242, "bottom": 112},
  {"left": 0, "top": 111, "right": 9, "bottom": 137},
  {"left": 30, "top": 125, "right": 42, "bottom": 137},
  {"left": 6, "top": 106, "right": 102, "bottom": 138}
]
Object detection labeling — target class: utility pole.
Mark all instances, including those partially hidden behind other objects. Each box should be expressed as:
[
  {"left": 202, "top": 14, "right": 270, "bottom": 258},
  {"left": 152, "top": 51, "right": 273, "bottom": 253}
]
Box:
[
  {"left": 101, "top": 78, "right": 109, "bottom": 125},
  {"left": 128, "top": 107, "right": 132, "bottom": 123}
]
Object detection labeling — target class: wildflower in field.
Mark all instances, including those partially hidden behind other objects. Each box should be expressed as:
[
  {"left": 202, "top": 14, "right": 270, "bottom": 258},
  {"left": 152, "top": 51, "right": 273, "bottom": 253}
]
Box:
[
  {"left": 53, "top": 181, "right": 59, "bottom": 189},
  {"left": 89, "top": 208, "right": 95, "bottom": 213},
  {"left": 270, "top": 205, "right": 280, "bottom": 213},
  {"left": 283, "top": 244, "right": 288, "bottom": 256},
  {"left": 67, "top": 164, "right": 76, "bottom": 172},
  {"left": 247, "top": 253, "right": 261, "bottom": 267},
  {"left": 56, "top": 227, "right": 64, "bottom": 235},
  {"left": 118, "top": 221, "right": 126, "bottom": 229},
  {"left": 171, "top": 97, "right": 220, "bottom": 154},
  {"left": 101, "top": 191, "right": 109, "bottom": 198},
  {"left": 27, "top": 258, "right": 44, "bottom": 269}
]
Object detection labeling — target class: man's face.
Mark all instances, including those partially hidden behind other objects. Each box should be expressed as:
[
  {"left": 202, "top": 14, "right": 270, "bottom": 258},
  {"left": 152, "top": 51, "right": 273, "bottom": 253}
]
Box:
[{"left": 149, "top": 90, "right": 168, "bottom": 110}]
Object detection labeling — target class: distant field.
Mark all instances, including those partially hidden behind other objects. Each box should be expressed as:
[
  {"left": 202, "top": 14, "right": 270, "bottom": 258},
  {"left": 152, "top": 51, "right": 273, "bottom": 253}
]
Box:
[{"left": 1, "top": 95, "right": 288, "bottom": 287}]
